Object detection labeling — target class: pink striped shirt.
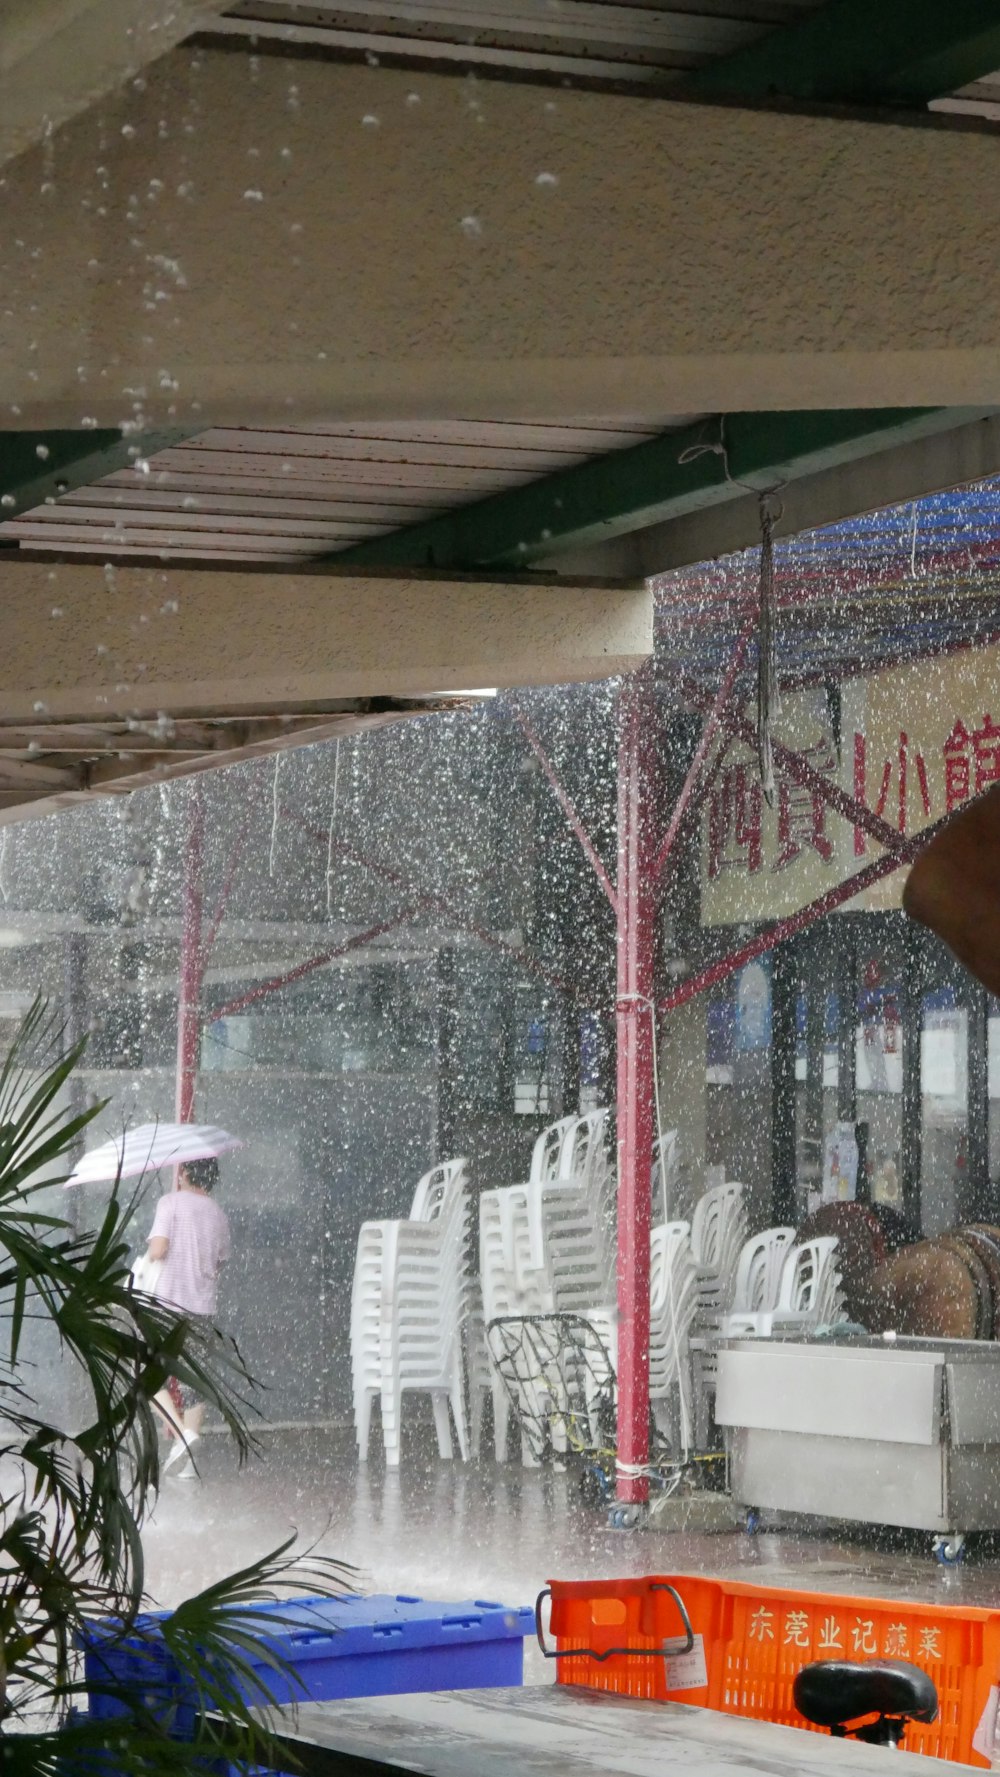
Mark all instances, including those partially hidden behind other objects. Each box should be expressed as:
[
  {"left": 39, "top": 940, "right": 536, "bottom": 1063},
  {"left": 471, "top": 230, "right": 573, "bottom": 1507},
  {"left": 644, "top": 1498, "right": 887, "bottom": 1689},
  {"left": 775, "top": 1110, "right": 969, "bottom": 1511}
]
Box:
[{"left": 150, "top": 1189, "right": 231, "bottom": 1318}]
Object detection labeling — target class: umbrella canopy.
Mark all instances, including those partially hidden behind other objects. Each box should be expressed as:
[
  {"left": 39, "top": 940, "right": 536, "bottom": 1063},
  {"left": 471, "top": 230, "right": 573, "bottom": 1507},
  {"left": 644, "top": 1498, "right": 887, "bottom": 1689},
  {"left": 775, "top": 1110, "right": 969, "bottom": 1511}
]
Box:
[{"left": 65, "top": 1122, "right": 242, "bottom": 1187}]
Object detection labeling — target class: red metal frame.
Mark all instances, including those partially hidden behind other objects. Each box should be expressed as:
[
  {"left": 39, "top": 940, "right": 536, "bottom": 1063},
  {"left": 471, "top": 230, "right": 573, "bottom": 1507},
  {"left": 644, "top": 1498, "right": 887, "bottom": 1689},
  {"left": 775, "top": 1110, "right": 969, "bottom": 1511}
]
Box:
[
  {"left": 514, "top": 705, "right": 618, "bottom": 913},
  {"left": 280, "top": 808, "right": 584, "bottom": 1002},
  {"left": 211, "top": 905, "right": 434, "bottom": 1021},
  {"left": 614, "top": 672, "right": 658, "bottom": 1507},
  {"left": 657, "top": 807, "right": 951, "bottom": 1016},
  {"left": 676, "top": 670, "right": 917, "bottom": 860},
  {"left": 651, "top": 621, "right": 753, "bottom": 887}
]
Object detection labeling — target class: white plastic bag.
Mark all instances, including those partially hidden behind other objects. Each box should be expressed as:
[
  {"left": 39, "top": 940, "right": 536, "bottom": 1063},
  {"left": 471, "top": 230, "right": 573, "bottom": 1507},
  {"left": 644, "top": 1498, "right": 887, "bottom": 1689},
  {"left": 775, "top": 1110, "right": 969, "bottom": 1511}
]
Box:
[{"left": 129, "top": 1251, "right": 164, "bottom": 1297}]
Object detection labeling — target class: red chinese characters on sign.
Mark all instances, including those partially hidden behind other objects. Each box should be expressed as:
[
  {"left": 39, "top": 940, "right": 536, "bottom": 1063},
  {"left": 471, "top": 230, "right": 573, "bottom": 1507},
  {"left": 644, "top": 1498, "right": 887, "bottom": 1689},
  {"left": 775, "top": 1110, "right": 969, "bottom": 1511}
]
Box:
[
  {"left": 709, "top": 744, "right": 837, "bottom": 879},
  {"left": 708, "top": 764, "right": 763, "bottom": 879},
  {"left": 943, "top": 715, "right": 1000, "bottom": 812},
  {"left": 774, "top": 740, "right": 835, "bottom": 871},
  {"left": 853, "top": 730, "right": 931, "bottom": 856}
]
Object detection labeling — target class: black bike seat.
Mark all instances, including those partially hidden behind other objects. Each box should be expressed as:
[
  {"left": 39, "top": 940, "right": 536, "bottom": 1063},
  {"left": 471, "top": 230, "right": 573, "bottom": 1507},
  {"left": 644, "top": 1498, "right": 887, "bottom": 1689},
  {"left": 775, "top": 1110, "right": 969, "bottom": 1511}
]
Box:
[{"left": 794, "top": 1660, "right": 939, "bottom": 1729}]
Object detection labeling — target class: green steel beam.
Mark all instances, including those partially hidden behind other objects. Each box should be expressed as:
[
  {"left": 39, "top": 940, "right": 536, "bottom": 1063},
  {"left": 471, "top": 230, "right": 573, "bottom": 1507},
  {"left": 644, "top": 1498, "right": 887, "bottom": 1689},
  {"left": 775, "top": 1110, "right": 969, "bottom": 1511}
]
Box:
[
  {"left": 0, "top": 429, "right": 192, "bottom": 525},
  {"left": 331, "top": 408, "right": 982, "bottom": 572},
  {"left": 682, "top": 0, "right": 1000, "bottom": 107}
]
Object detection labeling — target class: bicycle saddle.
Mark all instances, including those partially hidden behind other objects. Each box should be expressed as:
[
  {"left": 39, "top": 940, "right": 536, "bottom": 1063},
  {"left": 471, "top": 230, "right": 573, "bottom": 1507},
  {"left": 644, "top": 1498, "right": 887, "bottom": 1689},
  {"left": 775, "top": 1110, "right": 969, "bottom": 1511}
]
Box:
[{"left": 794, "top": 1660, "right": 938, "bottom": 1738}]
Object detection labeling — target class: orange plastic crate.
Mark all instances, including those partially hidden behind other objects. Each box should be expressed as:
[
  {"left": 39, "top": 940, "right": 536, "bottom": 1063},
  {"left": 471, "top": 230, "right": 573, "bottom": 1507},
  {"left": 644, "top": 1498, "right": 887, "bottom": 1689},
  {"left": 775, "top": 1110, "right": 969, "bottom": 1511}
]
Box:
[
  {"left": 544, "top": 1575, "right": 725, "bottom": 1706},
  {"left": 547, "top": 1574, "right": 1000, "bottom": 1766}
]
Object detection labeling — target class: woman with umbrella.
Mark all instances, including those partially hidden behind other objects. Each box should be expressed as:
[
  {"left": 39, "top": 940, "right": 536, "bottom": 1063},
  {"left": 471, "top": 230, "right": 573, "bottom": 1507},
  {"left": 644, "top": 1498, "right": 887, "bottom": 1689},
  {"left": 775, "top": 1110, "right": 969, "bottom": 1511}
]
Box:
[
  {"left": 68, "top": 1123, "right": 239, "bottom": 1478},
  {"left": 146, "top": 1154, "right": 232, "bottom": 1476}
]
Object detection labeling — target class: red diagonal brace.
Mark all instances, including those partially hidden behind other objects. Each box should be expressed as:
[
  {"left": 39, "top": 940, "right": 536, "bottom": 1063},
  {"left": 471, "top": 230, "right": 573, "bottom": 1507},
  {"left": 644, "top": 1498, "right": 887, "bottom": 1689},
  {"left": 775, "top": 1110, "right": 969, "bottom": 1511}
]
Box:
[
  {"left": 651, "top": 618, "right": 754, "bottom": 887},
  {"left": 281, "top": 808, "right": 585, "bottom": 1003},
  {"left": 211, "top": 904, "right": 432, "bottom": 1021},
  {"left": 677, "top": 671, "right": 917, "bottom": 861},
  {"left": 657, "top": 809, "right": 951, "bottom": 1015},
  {"left": 513, "top": 706, "right": 618, "bottom": 914}
]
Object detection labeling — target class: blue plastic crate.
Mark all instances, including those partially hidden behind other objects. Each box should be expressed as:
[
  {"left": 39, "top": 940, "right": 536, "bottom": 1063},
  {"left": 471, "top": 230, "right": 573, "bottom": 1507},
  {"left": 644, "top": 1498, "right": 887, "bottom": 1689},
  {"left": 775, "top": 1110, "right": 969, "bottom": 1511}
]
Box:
[{"left": 79, "top": 1592, "right": 533, "bottom": 1751}]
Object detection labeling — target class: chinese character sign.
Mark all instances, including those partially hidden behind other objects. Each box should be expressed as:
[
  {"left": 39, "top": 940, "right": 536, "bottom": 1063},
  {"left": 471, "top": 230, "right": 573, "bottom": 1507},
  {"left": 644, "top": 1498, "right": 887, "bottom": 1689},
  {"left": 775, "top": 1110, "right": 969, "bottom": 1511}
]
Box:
[
  {"left": 700, "top": 650, "right": 1000, "bottom": 924},
  {"left": 700, "top": 686, "right": 860, "bottom": 927}
]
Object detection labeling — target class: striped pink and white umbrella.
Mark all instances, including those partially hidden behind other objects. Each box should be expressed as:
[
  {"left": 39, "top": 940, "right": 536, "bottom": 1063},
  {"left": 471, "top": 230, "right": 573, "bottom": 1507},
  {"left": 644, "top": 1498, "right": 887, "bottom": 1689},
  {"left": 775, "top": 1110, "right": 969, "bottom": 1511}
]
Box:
[{"left": 65, "top": 1122, "right": 242, "bottom": 1187}]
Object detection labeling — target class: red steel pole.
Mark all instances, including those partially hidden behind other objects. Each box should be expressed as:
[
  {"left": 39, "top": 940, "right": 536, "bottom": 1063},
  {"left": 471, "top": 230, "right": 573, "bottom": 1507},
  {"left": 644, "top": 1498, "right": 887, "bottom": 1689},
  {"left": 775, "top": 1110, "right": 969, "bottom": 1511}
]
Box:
[
  {"left": 615, "top": 673, "right": 658, "bottom": 1509},
  {"left": 175, "top": 785, "right": 205, "bottom": 1125}
]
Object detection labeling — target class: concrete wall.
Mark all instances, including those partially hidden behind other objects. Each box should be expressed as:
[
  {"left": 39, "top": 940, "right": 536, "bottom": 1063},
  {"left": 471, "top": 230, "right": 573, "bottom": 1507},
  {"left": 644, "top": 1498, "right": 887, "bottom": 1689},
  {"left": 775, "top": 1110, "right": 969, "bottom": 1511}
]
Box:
[{"left": 4, "top": 48, "right": 1000, "bottom": 426}]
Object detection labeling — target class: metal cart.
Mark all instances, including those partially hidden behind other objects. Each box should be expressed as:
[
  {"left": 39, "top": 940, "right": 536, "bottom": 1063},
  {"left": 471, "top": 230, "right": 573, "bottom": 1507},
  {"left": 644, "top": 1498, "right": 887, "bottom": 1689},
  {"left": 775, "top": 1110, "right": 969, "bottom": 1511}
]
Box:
[{"left": 716, "top": 1333, "right": 1000, "bottom": 1563}]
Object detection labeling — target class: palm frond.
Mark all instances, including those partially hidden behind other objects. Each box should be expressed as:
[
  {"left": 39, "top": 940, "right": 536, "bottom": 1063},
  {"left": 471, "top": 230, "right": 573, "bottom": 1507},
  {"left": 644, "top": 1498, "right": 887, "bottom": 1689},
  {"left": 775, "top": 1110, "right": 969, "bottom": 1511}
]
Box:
[{"left": 0, "top": 1000, "right": 353, "bottom": 1767}]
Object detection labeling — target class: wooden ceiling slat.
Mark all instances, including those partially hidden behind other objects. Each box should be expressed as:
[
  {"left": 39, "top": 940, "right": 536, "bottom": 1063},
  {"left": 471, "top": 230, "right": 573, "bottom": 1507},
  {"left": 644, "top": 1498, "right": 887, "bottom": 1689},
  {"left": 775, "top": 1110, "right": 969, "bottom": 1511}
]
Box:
[
  {"left": 11, "top": 505, "right": 393, "bottom": 540},
  {"left": 282, "top": 418, "right": 673, "bottom": 448},
  {"left": 145, "top": 449, "right": 549, "bottom": 491},
  {"left": 9, "top": 523, "right": 328, "bottom": 556},
  {"left": 100, "top": 470, "right": 441, "bottom": 513},
  {"left": 72, "top": 485, "right": 436, "bottom": 523},
  {"left": 186, "top": 429, "right": 599, "bottom": 473}
]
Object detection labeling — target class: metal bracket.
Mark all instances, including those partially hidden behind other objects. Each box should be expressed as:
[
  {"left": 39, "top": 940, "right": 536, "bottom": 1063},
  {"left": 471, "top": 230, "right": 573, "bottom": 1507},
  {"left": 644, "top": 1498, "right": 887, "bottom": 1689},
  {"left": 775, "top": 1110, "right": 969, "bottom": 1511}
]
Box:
[{"left": 534, "top": 1583, "right": 694, "bottom": 1666}]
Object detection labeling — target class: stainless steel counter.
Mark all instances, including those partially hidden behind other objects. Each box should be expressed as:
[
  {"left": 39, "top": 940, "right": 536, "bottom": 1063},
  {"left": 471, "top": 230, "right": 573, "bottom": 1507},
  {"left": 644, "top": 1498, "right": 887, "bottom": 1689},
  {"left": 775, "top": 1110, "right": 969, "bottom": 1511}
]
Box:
[{"left": 716, "top": 1335, "right": 1000, "bottom": 1557}]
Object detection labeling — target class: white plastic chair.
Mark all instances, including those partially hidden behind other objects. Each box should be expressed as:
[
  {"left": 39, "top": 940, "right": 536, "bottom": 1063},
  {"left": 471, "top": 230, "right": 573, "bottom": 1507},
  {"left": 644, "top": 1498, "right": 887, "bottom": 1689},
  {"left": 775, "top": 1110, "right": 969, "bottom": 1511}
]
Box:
[
  {"left": 775, "top": 1236, "right": 842, "bottom": 1318},
  {"left": 351, "top": 1158, "right": 472, "bottom": 1466},
  {"left": 689, "top": 1181, "right": 748, "bottom": 1446},
  {"left": 651, "top": 1130, "right": 680, "bottom": 1224},
  {"left": 579, "top": 1220, "right": 698, "bottom": 1449},
  {"left": 730, "top": 1227, "right": 797, "bottom": 1314}
]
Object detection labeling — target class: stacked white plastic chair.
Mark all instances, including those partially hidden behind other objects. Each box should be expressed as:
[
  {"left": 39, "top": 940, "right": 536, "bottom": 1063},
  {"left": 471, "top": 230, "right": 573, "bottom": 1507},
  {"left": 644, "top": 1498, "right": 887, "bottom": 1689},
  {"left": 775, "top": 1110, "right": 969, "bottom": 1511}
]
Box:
[
  {"left": 722, "top": 1231, "right": 845, "bottom": 1337},
  {"left": 579, "top": 1219, "right": 700, "bottom": 1453},
  {"left": 650, "top": 1130, "right": 680, "bottom": 1222},
  {"left": 479, "top": 1185, "right": 555, "bottom": 1465},
  {"left": 721, "top": 1226, "right": 797, "bottom": 1334},
  {"left": 351, "top": 1158, "right": 471, "bottom": 1467},
  {"left": 465, "top": 1280, "right": 493, "bottom": 1458},
  {"left": 480, "top": 1110, "right": 615, "bottom": 1464},
  {"left": 773, "top": 1235, "right": 845, "bottom": 1329},
  {"left": 689, "top": 1180, "right": 748, "bottom": 1447}
]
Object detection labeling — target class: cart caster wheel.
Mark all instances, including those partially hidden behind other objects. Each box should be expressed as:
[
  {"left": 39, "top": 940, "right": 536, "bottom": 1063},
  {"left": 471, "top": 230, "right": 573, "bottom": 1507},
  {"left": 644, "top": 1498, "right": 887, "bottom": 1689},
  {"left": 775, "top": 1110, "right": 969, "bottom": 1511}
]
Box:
[
  {"left": 745, "top": 1508, "right": 761, "bottom": 1537},
  {"left": 608, "top": 1504, "right": 644, "bottom": 1531},
  {"left": 933, "top": 1535, "right": 966, "bottom": 1566}
]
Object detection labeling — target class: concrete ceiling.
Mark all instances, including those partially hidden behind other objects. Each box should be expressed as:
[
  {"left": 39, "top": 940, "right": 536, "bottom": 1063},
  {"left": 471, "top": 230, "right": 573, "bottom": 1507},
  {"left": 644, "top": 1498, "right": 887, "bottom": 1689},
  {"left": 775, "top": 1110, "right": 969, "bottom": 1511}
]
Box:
[{"left": 2, "top": 0, "right": 1000, "bottom": 822}]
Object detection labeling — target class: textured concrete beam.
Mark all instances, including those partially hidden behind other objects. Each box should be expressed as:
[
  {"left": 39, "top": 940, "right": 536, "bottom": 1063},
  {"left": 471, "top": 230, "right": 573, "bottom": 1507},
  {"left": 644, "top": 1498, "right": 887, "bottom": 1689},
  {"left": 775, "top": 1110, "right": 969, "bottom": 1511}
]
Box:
[
  {"left": 0, "top": 561, "right": 651, "bottom": 724},
  {"left": 0, "top": 0, "right": 224, "bottom": 171},
  {"left": 2, "top": 51, "right": 1000, "bottom": 427}
]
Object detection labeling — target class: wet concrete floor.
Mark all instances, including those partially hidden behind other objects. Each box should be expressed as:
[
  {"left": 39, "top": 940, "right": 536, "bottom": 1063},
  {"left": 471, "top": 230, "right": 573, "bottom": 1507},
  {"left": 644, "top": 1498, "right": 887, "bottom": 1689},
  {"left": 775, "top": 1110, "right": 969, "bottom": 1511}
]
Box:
[{"left": 142, "top": 1427, "right": 1000, "bottom": 1683}]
